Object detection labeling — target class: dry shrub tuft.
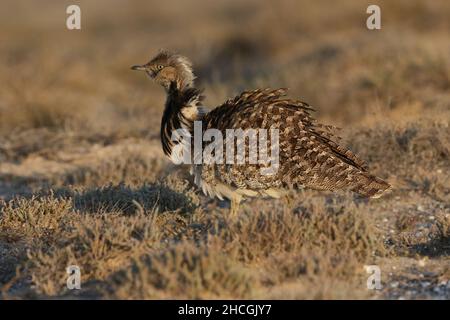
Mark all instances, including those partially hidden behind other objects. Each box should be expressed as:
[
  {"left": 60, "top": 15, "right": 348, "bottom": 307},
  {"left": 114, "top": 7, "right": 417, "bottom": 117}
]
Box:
[
  {"left": 68, "top": 183, "right": 197, "bottom": 215},
  {"left": 214, "top": 199, "right": 383, "bottom": 264},
  {"left": 391, "top": 211, "right": 450, "bottom": 257},
  {"left": 348, "top": 121, "right": 449, "bottom": 177},
  {"left": 0, "top": 194, "right": 72, "bottom": 243},
  {"left": 108, "top": 242, "right": 253, "bottom": 299},
  {"left": 63, "top": 152, "right": 166, "bottom": 188},
  {"left": 26, "top": 211, "right": 162, "bottom": 296}
]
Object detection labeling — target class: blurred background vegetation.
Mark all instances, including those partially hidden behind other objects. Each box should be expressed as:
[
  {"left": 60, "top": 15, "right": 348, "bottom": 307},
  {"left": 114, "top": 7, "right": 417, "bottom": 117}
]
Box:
[{"left": 1, "top": 0, "right": 449, "bottom": 136}]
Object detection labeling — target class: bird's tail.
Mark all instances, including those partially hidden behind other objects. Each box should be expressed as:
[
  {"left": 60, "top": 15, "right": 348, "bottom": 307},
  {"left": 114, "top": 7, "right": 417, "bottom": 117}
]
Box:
[{"left": 351, "top": 172, "right": 391, "bottom": 199}]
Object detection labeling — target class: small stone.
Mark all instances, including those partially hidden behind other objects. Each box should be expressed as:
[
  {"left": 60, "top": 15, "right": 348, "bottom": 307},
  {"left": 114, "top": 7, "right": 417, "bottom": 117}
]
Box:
[{"left": 391, "top": 281, "right": 399, "bottom": 288}]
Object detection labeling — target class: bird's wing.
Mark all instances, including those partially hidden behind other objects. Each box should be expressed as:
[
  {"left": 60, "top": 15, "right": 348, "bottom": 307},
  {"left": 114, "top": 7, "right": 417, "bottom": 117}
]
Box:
[
  {"left": 200, "top": 88, "right": 388, "bottom": 197},
  {"left": 204, "top": 88, "right": 367, "bottom": 168}
]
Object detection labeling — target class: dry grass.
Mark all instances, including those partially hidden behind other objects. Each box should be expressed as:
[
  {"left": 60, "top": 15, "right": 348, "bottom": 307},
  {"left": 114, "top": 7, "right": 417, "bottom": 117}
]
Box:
[
  {"left": 0, "top": 0, "right": 449, "bottom": 299},
  {"left": 0, "top": 190, "right": 385, "bottom": 299}
]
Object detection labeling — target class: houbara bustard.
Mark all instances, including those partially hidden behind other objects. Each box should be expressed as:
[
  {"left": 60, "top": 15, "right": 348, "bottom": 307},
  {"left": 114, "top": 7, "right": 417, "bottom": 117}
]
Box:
[{"left": 132, "top": 51, "right": 391, "bottom": 216}]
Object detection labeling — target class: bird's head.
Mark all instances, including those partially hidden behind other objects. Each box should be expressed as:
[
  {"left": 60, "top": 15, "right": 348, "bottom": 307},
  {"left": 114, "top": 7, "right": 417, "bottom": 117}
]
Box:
[{"left": 131, "top": 50, "right": 195, "bottom": 91}]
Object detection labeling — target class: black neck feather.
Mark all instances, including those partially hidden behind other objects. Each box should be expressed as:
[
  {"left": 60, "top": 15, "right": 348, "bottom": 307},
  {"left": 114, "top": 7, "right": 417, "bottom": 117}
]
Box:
[{"left": 160, "top": 82, "right": 203, "bottom": 157}]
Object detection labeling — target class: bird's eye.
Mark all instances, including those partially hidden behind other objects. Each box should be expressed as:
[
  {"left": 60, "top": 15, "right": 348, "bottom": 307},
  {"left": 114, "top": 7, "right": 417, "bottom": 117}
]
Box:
[{"left": 157, "top": 65, "right": 164, "bottom": 70}]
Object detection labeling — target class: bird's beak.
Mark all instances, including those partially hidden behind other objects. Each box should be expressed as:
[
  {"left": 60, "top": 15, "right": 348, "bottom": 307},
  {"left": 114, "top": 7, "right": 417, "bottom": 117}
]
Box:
[{"left": 131, "top": 64, "right": 147, "bottom": 71}]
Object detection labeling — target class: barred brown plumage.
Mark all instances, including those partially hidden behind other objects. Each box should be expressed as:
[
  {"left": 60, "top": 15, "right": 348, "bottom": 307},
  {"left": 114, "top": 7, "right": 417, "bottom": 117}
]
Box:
[{"left": 132, "top": 50, "right": 391, "bottom": 216}]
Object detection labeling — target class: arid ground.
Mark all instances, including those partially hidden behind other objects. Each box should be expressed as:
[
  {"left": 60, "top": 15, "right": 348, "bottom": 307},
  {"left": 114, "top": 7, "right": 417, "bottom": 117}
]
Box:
[{"left": 0, "top": 0, "right": 449, "bottom": 299}]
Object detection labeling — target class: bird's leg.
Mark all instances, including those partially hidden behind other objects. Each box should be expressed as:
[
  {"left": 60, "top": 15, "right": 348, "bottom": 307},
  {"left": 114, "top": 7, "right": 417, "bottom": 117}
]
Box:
[
  {"left": 283, "top": 193, "right": 294, "bottom": 210},
  {"left": 229, "top": 195, "right": 242, "bottom": 219}
]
